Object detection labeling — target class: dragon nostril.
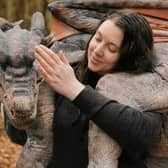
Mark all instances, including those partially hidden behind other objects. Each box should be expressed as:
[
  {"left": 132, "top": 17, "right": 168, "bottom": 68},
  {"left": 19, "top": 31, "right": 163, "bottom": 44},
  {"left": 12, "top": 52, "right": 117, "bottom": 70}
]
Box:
[
  {"left": 13, "top": 96, "right": 34, "bottom": 114},
  {"left": 4, "top": 94, "right": 7, "bottom": 99},
  {"left": 11, "top": 109, "right": 15, "bottom": 116}
]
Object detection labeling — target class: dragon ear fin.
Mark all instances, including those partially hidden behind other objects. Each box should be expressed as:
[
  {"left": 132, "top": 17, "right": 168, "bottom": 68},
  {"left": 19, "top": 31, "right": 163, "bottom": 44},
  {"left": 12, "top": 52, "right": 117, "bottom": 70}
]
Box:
[{"left": 12, "top": 19, "right": 24, "bottom": 27}]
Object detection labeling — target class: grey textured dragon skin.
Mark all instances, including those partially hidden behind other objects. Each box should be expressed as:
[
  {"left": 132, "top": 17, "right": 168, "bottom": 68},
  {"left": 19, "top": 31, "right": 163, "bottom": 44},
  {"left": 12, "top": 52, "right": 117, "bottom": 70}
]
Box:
[
  {"left": 48, "top": 0, "right": 168, "bottom": 35},
  {"left": 0, "top": 12, "right": 55, "bottom": 168},
  {"left": 63, "top": 0, "right": 168, "bottom": 9},
  {"left": 48, "top": 1, "right": 103, "bottom": 33}
]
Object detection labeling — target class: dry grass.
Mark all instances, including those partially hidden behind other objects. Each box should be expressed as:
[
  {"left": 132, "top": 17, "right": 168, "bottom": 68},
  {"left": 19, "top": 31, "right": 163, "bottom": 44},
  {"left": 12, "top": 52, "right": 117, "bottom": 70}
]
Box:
[{"left": 0, "top": 115, "right": 21, "bottom": 168}]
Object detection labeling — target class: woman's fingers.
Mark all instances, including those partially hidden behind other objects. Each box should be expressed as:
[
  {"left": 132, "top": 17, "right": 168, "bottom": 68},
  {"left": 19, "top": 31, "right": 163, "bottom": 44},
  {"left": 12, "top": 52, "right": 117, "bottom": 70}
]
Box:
[
  {"left": 35, "top": 47, "right": 57, "bottom": 69},
  {"left": 36, "top": 45, "right": 62, "bottom": 65},
  {"left": 34, "top": 45, "right": 84, "bottom": 99},
  {"left": 34, "top": 45, "right": 67, "bottom": 82},
  {"left": 58, "top": 50, "right": 69, "bottom": 65},
  {"left": 35, "top": 52, "right": 54, "bottom": 75},
  {"left": 38, "top": 63, "right": 48, "bottom": 79}
]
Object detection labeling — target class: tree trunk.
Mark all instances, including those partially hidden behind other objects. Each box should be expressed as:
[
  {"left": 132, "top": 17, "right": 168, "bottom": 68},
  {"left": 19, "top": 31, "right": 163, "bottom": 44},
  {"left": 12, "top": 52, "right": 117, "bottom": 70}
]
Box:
[{"left": 0, "top": 0, "right": 55, "bottom": 33}]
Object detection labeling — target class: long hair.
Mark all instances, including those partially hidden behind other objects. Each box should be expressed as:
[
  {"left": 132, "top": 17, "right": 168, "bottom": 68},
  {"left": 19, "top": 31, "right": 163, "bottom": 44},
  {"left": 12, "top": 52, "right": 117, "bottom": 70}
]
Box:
[{"left": 77, "top": 9, "right": 154, "bottom": 81}]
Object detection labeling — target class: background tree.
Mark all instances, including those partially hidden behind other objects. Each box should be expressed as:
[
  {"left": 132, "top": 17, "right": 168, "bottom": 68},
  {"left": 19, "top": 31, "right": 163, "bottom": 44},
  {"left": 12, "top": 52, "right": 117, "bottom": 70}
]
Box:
[{"left": 0, "top": 0, "right": 55, "bottom": 33}]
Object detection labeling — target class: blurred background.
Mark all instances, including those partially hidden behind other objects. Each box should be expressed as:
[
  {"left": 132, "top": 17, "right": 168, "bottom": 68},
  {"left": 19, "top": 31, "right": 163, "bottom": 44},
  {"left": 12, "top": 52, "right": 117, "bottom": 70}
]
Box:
[{"left": 0, "top": 0, "right": 55, "bottom": 33}]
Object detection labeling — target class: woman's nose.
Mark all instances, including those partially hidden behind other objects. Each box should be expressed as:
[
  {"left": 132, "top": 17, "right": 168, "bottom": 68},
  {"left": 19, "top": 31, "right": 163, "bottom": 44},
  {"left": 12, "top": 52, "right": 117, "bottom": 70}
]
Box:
[{"left": 94, "top": 43, "right": 104, "bottom": 56}]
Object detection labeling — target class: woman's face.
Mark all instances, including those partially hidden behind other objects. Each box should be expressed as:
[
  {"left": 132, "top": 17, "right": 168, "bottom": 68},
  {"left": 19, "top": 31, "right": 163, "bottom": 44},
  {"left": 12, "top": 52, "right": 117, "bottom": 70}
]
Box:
[{"left": 87, "top": 20, "right": 124, "bottom": 75}]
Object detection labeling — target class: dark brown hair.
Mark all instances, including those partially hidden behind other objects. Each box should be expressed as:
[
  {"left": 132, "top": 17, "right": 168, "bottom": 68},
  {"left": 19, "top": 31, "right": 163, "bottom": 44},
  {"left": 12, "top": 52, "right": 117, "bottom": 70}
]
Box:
[{"left": 77, "top": 9, "right": 154, "bottom": 81}]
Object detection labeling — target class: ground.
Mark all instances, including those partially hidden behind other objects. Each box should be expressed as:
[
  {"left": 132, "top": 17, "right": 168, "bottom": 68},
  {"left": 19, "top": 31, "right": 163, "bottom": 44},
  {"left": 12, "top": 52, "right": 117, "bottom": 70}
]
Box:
[{"left": 0, "top": 115, "right": 21, "bottom": 168}]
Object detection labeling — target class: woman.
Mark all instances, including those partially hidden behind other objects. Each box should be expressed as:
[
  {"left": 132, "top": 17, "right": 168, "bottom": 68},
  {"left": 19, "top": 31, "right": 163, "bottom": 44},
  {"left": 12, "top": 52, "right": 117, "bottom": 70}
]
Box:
[{"left": 7, "top": 10, "right": 162, "bottom": 168}]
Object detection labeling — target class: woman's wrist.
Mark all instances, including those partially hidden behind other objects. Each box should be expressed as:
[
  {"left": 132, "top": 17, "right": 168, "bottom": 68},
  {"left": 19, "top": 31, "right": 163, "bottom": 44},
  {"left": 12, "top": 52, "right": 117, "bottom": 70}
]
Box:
[{"left": 66, "top": 81, "right": 85, "bottom": 101}]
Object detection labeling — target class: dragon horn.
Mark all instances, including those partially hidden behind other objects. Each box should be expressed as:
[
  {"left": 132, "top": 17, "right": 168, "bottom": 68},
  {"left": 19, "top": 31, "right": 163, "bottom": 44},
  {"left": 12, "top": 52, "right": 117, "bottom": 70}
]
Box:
[{"left": 30, "top": 12, "right": 45, "bottom": 38}]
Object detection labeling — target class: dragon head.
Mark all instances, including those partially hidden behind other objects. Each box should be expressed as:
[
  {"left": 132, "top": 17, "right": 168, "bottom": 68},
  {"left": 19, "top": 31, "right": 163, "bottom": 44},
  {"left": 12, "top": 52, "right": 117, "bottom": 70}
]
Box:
[{"left": 0, "top": 12, "right": 48, "bottom": 129}]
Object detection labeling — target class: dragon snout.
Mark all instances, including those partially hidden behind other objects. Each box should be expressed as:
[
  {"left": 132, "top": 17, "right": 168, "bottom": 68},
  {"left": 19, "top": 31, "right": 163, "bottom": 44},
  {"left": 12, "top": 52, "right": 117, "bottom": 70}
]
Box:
[
  {"left": 13, "top": 96, "right": 35, "bottom": 117},
  {"left": 5, "top": 95, "right": 37, "bottom": 129}
]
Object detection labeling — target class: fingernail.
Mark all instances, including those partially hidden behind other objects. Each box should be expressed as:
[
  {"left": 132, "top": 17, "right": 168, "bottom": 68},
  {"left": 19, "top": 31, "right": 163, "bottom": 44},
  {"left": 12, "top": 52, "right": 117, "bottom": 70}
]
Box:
[
  {"left": 59, "top": 50, "right": 64, "bottom": 54},
  {"left": 35, "top": 46, "right": 39, "bottom": 50}
]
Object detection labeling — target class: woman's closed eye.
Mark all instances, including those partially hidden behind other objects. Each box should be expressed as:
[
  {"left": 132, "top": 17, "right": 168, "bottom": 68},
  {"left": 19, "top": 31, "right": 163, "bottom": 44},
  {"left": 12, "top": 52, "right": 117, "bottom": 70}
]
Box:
[
  {"left": 108, "top": 45, "right": 118, "bottom": 53},
  {"left": 94, "top": 31, "right": 102, "bottom": 42},
  {"left": 95, "top": 35, "right": 102, "bottom": 42}
]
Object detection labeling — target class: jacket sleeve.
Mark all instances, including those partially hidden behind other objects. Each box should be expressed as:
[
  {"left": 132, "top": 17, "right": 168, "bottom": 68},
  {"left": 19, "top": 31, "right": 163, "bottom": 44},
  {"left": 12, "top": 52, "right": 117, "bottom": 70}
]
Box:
[
  {"left": 73, "top": 86, "right": 163, "bottom": 156},
  {"left": 3, "top": 112, "right": 27, "bottom": 145}
]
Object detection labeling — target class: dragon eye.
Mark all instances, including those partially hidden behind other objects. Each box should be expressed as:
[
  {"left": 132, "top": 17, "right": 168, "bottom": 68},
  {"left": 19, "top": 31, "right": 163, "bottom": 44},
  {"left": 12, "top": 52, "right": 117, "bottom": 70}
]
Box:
[{"left": 1, "top": 24, "right": 13, "bottom": 32}]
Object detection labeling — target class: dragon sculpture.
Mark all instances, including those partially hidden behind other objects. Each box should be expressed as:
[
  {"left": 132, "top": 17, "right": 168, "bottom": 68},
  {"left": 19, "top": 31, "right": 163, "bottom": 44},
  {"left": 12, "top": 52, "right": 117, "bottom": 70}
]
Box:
[{"left": 0, "top": 12, "right": 55, "bottom": 168}]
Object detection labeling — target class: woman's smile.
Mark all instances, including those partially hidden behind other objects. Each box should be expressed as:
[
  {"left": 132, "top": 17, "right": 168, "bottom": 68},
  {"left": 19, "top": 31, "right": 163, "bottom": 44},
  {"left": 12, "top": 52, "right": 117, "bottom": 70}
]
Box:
[{"left": 90, "top": 55, "right": 103, "bottom": 65}]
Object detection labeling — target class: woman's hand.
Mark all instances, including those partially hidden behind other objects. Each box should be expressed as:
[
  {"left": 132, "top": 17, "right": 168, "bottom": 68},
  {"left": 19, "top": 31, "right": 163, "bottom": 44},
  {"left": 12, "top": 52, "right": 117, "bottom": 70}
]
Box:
[{"left": 34, "top": 45, "right": 85, "bottom": 101}]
